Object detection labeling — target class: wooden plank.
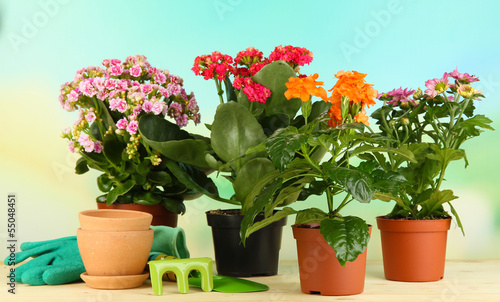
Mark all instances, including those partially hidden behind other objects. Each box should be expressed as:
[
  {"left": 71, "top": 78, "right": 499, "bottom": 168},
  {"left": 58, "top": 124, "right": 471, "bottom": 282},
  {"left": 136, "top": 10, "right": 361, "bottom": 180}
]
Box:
[{"left": 1, "top": 260, "right": 499, "bottom": 302}]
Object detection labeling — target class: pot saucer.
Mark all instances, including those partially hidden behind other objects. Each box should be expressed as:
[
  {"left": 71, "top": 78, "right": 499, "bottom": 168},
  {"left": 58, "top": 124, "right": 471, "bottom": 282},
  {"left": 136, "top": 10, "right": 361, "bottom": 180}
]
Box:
[{"left": 81, "top": 272, "right": 149, "bottom": 289}]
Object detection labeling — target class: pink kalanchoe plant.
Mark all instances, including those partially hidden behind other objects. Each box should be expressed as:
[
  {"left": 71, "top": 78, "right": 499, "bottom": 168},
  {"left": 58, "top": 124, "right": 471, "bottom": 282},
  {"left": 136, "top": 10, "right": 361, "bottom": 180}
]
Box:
[{"left": 58, "top": 55, "right": 213, "bottom": 214}]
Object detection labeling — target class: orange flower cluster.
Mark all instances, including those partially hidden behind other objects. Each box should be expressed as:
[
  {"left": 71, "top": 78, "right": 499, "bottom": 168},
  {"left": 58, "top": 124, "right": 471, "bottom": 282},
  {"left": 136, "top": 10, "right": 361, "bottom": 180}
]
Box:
[
  {"left": 326, "top": 71, "right": 377, "bottom": 127},
  {"left": 284, "top": 73, "right": 327, "bottom": 102}
]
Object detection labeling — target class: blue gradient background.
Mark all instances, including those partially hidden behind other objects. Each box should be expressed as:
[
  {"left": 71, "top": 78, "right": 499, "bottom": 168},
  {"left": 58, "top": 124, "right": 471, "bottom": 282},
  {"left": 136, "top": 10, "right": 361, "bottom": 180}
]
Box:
[{"left": 1, "top": 0, "right": 499, "bottom": 262}]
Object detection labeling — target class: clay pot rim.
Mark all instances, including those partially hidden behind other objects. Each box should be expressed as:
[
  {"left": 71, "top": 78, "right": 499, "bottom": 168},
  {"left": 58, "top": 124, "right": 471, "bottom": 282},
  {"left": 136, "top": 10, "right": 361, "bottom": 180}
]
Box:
[
  {"left": 376, "top": 215, "right": 451, "bottom": 232},
  {"left": 79, "top": 209, "right": 153, "bottom": 231}
]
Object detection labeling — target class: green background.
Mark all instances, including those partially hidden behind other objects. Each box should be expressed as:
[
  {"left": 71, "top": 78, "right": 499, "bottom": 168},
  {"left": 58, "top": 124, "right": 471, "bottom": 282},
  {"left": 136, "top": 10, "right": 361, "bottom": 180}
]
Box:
[{"left": 1, "top": 0, "right": 499, "bottom": 262}]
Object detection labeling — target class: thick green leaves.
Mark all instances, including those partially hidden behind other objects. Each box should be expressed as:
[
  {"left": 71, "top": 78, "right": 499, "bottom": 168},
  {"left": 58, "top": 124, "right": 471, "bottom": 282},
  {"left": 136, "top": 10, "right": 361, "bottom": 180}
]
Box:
[
  {"left": 106, "top": 180, "right": 135, "bottom": 205},
  {"left": 233, "top": 158, "right": 276, "bottom": 204},
  {"left": 75, "top": 157, "right": 89, "bottom": 175},
  {"left": 240, "top": 178, "right": 284, "bottom": 245},
  {"left": 139, "top": 114, "right": 210, "bottom": 168},
  {"left": 211, "top": 101, "right": 267, "bottom": 167},
  {"left": 266, "top": 127, "right": 308, "bottom": 172},
  {"left": 320, "top": 216, "right": 370, "bottom": 266},
  {"left": 322, "top": 162, "right": 374, "bottom": 203},
  {"left": 241, "top": 207, "right": 297, "bottom": 243},
  {"left": 418, "top": 189, "right": 458, "bottom": 218},
  {"left": 295, "top": 208, "right": 328, "bottom": 224},
  {"left": 252, "top": 60, "right": 302, "bottom": 119}
]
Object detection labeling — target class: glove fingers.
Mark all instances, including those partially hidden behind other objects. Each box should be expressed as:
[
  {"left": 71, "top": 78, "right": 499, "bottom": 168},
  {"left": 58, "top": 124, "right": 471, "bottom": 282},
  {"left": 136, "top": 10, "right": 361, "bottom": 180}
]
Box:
[
  {"left": 20, "top": 236, "right": 77, "bottom": 250},
  {"left": 14, "top": 254, "right": 55, "bottom": 282},
  {"left": 20, "top": 265, "right": 52, "bottom": 285},
  {"left": 43, "top": 262, "right": 86, "bottom": 285}
]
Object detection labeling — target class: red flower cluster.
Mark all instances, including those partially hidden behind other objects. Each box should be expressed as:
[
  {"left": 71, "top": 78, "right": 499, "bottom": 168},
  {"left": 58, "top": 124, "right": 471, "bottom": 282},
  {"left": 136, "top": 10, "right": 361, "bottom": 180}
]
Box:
[
  {"left": 192, "top": 51, "right": 234, "bottom": 81},
  {"left": 192, "top": 45, "right": 314, "bottom": 104}
]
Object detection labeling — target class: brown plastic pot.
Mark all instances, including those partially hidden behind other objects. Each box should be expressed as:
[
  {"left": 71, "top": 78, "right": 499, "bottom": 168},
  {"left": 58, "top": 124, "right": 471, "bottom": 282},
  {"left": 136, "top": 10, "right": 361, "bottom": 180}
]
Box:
[
  {"left": 376, "top": 216, "right": 451, "bottom": 282},
  {"left": 292, "top": 223, "right": 372, "bottom": 296},
  {"left": 97, "top": 202, "right": 178, "bottom": 227},
  {"left": 77, "top": 209, "right": 154, "bottom": 289}
]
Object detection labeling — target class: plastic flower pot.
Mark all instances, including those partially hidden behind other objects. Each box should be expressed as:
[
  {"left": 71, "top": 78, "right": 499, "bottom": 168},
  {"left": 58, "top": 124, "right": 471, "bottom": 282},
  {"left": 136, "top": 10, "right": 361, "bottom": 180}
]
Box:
[
  {"left": 206, "top": 210, "right": 286, "bottom": 277},
  {"left": 97, "top": 202, "right": 178, "bottom": 227},
  {"left": 292, "top": 224, "right": 371, "bottom": 296},
  {"left": 77, "top": 209, "right": 154, "bottom": 289},
  {"left": 376, "top": 216, "right": 451, "bottom": 282}
]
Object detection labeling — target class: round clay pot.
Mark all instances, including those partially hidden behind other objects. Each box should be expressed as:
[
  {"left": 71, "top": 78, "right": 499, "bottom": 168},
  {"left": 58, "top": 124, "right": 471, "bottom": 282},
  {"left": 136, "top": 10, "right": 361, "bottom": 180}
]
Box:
[
  {"left": 292, "top": 224, "right": 371, "bottom": 296},
  {"left": 77, "top": 209, "right": 154, "bottom": 289},
  {"left": 376, "top": 216, "right": 451, "bottom": 282},
  {"left": 97, "top": 203, "right": 178, "bottom": 227},
  {"left": 79, "top": 209, "right": 152, "bottom": 231},
  {"left": 77, "top": 228, "right": 154, "bottom": 276}
]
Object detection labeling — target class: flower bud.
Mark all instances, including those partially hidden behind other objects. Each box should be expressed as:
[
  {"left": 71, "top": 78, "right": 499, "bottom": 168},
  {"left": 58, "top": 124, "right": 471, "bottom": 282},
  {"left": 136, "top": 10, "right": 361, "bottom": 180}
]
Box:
[
  {"left": 401, "top": 118, "right": 410, "bottom": 125},
  {"left": 413, "top": 87, "right": 423, "bottom": 99}
]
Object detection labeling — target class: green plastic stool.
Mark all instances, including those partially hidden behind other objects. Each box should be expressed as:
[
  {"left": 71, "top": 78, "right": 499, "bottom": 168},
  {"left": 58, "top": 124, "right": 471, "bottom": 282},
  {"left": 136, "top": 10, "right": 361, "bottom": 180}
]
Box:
[{"left": 148, "top": 257, "right": 213, "bottom": 294}]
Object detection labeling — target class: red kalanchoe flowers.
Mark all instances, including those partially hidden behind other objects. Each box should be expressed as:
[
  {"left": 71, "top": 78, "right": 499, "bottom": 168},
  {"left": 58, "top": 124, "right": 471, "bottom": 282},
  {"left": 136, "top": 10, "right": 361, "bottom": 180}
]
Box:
[{"left": 192, "top": 51, "right": 235, "bottom": 81}]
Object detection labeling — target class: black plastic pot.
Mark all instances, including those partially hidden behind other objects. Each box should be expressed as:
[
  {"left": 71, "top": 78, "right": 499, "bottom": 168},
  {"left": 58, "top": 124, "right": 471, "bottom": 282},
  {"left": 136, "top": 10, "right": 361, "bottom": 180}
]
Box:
[{"left": 206, "top": 210, "right": 287, "bottom": 277}]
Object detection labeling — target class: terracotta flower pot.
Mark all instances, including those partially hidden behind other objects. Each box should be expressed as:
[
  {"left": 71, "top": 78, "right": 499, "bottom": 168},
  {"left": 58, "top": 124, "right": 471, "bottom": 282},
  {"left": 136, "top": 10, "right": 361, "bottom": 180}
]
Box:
[
  {"left": 376, "top": 216, "right": 451, "bottom": 282},
  {"left": 77, "top": 209, "right": 154, "bottom": 289},
  {"left": 97, "top": 202, "right": 178, "bottom": 227},
  {"left": 292, "top": 224, "right": 371, "bottom": 296}
]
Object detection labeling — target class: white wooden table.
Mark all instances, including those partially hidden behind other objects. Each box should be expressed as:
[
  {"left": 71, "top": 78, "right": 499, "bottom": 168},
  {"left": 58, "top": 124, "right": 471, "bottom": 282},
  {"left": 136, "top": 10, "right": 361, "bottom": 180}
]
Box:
[{"left": 1, "top": 260, "right": 499, "bottom": 302}]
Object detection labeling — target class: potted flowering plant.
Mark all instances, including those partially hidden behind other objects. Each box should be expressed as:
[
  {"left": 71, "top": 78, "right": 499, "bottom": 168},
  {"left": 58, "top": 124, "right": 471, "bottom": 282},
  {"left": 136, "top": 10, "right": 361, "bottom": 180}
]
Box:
[
  {"left": 239, "top": 71, "right": 414, "bottom": 295},
  {"left": 371, "top": 69, "right": 494, "bottom": 281},
  {"left": 191, "top": 45, "right": 330, "bottom": 276},
  {"left": 59, "top": 55, "right": 216, "bottom": 226}
]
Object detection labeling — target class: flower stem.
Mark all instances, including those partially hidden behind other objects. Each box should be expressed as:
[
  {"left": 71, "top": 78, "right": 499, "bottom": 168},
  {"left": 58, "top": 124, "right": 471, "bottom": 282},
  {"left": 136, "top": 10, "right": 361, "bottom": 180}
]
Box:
[{"left": 214, "top": 79, "right": 224, "bottom": 104}]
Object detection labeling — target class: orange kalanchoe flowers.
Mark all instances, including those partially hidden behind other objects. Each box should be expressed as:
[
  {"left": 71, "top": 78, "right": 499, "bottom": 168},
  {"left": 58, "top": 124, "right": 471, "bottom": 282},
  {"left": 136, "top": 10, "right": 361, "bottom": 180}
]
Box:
[
  {"left": 327, "top": 70, "right": 377, "bottom": 108},
  {"left": 284, "top": 73, "right": 327, "bottom": 102}
]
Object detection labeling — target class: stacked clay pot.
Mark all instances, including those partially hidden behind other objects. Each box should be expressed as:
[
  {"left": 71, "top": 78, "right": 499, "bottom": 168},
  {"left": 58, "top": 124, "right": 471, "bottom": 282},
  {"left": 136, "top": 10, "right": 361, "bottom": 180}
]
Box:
[{"left": 77, "top": 209, "right": 154, "bottom": 289}]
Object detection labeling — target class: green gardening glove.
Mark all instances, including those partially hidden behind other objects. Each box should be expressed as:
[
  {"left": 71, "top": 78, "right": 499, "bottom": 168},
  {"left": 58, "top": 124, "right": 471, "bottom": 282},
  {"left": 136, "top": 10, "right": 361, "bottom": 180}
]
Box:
[
  {"left": 4, "top": 236, "right": 84, "bottom": 285},
  {"left": 4, "top": 226, "right": 189, "bottom": 285}
]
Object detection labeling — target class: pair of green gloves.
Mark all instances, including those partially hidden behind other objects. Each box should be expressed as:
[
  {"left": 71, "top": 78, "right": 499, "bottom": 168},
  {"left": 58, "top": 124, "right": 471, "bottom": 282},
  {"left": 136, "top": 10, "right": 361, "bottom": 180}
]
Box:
[{"left": 4, "top": 226, "right": 189, "bottom": 285}]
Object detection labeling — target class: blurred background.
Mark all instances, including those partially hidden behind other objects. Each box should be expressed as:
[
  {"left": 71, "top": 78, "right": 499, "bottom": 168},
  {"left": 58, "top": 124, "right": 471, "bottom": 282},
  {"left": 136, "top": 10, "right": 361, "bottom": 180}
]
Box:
[{"left": 1, "top": 0, "right": 499, "bottom": 262}]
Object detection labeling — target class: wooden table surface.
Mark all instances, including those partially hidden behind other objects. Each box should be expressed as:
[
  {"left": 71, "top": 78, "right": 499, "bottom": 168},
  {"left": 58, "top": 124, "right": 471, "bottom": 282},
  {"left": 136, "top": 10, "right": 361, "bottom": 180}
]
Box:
[{"left": 1, "top": 260, "right": 499, "bottom": 302}]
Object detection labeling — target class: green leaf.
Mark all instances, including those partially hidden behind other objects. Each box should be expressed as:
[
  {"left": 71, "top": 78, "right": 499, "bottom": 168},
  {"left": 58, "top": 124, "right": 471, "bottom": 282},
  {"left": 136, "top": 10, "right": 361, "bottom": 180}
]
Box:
[
  {"left": 418, "top": 189, "right": 458, "bottom": 218},
  {"left": 106, "top": 180, "right": 135, "bottom": 205},
  {"left": 252, "top": 60, "right": 302, "bottom": 119},
  {"left": 211, "top": 101, "right": 267, "bottom": 167},
  {"left": 97, "top": 173, "right": 112, "bottom": 192},
  {"left": 163, "top": 159, "right": 221, "bottom": 201},
  {"left": 427, "top": 146, "right": 467, "bottom": 168},
  {"left": 243, "top": 207, "right": 296, "bottom": 241},
  {"left": 455, "top": 114, "right": 494, "bottom": 137},
  {"left": 259, "top": 114, "right": 290, "bottom": 136},
  {"left": 161, "top": 197, "right": 186, "bottom": 215},
  {"left": 102, "top": 134, "right": 125, "bottom": 169},
  {"left": 371, "top": 169, "right": 408, "bottom": 196},
  {"left": 233, "top": 158, "right": 277, "bottom": 205},
  {"left": 240, "top": 178, "right": 284, "bottom": 245},
  {"left": 308, "top": 100, "right": 331, "bottom": 123},
  {"left": 297, "top": 180, "right": 328, "bottom": 200},
  {"left": 224, "top": 76, "right": 237, "bottom": 102},
  {"left": 148, "top": 171, "right": 172, "bottom": 185},
  {"left": 133, "top": 191, "right": 162, "bottom": 205},
  {"left": 351, "top": 145, "right": 417, "bottom": 163},
  {"left": 139, "top": 115, "right": 210, "bottom": 168},
  {"left": 320, "top": 216, "right": 370, "bottom": 266},
  {"left": 448, "top": 202, "right": 465, "bottom": 236},
  {"left": 266, "top": 127, "right": 308, "bottom": 172},
  {"left": 75, "top": 157, "right": 89, "bottom": 174},
  {"left": 295, "top": 208, "right": 328, "bottom": 224},
  {"left": 322, "top": 163, "right": 374, "bottom": 203},
  {"left": 139, "top": 114, "right": 191, "bottom": 141}
]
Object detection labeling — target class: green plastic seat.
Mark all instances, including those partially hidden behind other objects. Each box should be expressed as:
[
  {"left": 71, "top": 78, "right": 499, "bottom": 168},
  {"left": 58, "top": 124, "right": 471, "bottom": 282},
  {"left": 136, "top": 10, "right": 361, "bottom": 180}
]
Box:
[{"left": 148, "top": 257, "right": 213, "bottom": 294}]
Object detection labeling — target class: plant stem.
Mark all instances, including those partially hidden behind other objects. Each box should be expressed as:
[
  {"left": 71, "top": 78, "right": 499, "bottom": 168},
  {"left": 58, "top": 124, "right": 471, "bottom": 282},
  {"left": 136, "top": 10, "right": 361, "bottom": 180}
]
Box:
[
  {"left": 214, "top": 79, "right": 224, "bottom": 104},
  {"left": 326, "top": 188, "right": 334, "bottom": 218}
]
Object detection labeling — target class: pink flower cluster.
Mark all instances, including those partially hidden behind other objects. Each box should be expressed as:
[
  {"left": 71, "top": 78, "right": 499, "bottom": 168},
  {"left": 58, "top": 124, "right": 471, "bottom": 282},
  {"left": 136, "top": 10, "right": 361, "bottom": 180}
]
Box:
[
  {"left": 379, "top": 87, "right": 417, "bottom": 107},
  {"left": 378, "top": 69, "right": 482, "bottom": 108},
  {"left": 59, "top": 55, "right": 200, "bottom": 154},
  {"left": 192, "top": 45, "right": 314, "bottom": 104}
]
